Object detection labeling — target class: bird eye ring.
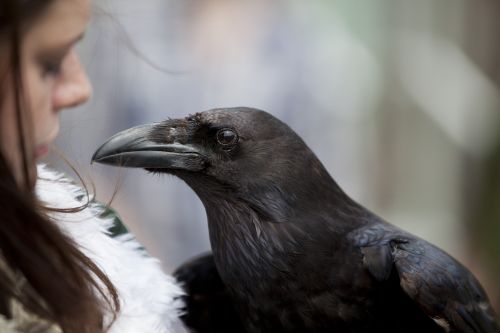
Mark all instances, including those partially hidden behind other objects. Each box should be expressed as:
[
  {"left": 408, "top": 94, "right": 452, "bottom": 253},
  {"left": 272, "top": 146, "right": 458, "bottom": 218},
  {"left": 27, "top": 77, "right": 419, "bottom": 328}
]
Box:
[{"left": 216, "top": 128, "right": 238, "bottom": 146}]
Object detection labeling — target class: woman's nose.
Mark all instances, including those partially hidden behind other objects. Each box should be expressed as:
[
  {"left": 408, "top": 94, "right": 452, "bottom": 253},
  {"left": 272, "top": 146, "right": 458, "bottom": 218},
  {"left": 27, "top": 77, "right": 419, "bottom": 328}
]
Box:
[{"left": 52, "top": 50, "right": 92, "bottom": 111}]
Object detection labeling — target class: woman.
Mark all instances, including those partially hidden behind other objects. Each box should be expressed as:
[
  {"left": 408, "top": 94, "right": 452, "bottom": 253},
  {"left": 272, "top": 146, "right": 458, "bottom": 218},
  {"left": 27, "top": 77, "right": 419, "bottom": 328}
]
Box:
[{"left": 0, "top": 0, "right": 183, "bottom": 332}]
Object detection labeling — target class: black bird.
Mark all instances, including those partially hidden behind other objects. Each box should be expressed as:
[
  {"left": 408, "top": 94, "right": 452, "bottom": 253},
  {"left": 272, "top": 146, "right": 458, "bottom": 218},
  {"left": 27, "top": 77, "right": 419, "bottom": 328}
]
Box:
[{"left": 93, "top": 107, "right": 499, "bottom": 333}]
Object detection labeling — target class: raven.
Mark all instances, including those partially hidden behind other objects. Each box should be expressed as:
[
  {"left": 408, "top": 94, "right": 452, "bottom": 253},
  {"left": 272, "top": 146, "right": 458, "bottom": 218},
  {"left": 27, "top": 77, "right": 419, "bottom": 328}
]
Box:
[{"left": 93, "top": 107, "right": 499, "bottom": 333}]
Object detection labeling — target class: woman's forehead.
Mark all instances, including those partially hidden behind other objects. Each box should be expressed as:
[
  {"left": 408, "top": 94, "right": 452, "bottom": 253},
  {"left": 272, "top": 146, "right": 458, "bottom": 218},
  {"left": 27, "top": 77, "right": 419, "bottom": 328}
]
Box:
[{"left": 26, "top": 0, "right": 91, "bottom": 49}]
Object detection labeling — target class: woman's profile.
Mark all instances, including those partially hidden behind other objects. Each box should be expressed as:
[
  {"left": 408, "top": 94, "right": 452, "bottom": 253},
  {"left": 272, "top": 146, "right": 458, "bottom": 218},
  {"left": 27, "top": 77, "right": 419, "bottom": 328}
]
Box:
[{"left": 0, "top": 0, "right": 183, "bottom": 332}]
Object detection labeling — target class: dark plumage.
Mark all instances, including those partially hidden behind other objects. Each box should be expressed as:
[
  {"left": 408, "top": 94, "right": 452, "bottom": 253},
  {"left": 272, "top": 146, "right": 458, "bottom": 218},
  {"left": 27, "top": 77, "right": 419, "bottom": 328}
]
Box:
[
  {"left": 173, "top": 253, "right": 245, "bottom": 333},
  {"left": 93, "top": 107, "right": 499, "bottom": 333}
]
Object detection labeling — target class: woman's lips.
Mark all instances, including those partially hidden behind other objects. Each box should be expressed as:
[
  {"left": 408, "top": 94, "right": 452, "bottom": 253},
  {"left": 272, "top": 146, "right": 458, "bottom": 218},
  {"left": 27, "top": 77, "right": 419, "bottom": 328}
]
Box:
[
  {"left": 34, "top": 144, "right": 50, "bottom": 158},
  {"left": 35, "top": 127, "right": 58, "bottom": 159}
]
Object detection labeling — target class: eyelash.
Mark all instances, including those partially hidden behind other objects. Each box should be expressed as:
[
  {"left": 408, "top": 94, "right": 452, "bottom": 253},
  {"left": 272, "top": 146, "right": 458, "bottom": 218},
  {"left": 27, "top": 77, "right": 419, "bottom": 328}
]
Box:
[{"left": 41, "top": 57, "right": 64, "bottom": 78}]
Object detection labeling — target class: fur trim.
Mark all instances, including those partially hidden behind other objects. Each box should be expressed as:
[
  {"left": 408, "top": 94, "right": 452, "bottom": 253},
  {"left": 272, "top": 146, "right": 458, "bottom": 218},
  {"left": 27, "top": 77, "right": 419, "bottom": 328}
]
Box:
[{"left": 35, "top": 165, "right": 184, "bottom": 333}]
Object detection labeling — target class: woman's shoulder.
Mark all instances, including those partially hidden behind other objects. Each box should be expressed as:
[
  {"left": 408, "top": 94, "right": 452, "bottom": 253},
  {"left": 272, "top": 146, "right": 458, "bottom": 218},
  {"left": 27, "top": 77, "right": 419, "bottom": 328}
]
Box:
[
  {"left": 35, "top": 165, "right": 184, "bottom": 333},
  {"left": 0, "top": 258, "right": 62, "bottom": 333},
  {"left": 0, "top": 299, "right": 62, "bottom": 333}
]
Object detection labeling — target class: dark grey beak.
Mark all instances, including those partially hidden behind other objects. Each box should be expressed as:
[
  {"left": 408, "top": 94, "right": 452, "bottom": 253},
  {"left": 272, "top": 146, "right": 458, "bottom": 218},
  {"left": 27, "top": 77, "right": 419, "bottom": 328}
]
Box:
[{"left": 92, "top": 124, "right": 206, "bottom": 171}]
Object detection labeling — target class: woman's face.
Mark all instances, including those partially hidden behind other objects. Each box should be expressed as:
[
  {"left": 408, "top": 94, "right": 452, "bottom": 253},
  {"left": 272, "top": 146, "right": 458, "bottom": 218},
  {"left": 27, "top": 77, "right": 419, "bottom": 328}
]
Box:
[{"left": 0, "top": 0, "right": 92, "bottom": 186}]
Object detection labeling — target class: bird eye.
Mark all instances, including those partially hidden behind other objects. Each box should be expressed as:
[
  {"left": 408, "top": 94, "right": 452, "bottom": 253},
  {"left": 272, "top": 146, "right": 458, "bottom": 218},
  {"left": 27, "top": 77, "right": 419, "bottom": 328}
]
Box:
[{"left": 216, "top": 128, "right": 238, "bottom": 146}]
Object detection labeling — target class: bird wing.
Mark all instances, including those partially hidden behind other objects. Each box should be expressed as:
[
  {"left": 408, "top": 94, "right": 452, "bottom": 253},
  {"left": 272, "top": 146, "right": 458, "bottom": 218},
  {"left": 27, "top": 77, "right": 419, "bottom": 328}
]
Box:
[
  {"left": 173, "top": 252, "right": 246, "bottom": 333},
  {"left": 350, "top": 225, "right": 500, "bottom": 333}
]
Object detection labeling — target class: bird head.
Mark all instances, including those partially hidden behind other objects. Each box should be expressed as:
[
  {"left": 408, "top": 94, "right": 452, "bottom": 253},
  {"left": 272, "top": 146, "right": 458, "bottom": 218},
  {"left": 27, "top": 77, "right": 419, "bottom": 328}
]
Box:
[{"left": 93, "top": 107, "right": 341, "bottom": 223}]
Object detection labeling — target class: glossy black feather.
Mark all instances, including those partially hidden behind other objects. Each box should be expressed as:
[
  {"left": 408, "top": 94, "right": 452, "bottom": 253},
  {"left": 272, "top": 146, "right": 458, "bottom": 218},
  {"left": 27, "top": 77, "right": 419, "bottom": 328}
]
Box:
[
  {"left": 174, "top": 253, "right": 245, "bottom": 333},
  {"left": 350, "top": 224, "right": 499, "bottom": 333}
]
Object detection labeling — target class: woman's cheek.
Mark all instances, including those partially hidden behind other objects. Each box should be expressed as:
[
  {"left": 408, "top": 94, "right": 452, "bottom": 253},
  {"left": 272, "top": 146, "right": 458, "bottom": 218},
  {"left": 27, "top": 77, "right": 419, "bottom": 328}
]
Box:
[{"left": 25, "top": 65, "right": 55, "bottom": 144}]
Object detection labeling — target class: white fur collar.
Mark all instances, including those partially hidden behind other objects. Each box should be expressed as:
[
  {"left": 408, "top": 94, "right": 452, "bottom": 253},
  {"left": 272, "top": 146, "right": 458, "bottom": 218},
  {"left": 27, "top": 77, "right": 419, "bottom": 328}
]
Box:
[{"left": 35, "top": 165, "right": 184, "bottom": 333}]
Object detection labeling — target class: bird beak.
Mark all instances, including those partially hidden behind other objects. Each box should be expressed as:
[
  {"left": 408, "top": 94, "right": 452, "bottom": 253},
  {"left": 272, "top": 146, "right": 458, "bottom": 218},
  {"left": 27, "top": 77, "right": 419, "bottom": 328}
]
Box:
[{"left": 92, "top": 123, "right": 206, "bottom": 171}]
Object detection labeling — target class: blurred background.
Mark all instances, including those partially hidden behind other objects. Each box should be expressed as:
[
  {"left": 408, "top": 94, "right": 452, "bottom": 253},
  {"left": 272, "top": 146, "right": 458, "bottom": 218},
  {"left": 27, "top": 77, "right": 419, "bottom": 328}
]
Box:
[{"left": 47, "top": 0, "right": 500, "bottom": 319}]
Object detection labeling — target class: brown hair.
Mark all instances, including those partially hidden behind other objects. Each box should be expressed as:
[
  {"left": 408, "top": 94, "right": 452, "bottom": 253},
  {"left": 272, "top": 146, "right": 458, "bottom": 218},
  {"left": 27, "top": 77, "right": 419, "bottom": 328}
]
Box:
[{"left": 0, "top": 0, "right": 119, "bottom": 332}]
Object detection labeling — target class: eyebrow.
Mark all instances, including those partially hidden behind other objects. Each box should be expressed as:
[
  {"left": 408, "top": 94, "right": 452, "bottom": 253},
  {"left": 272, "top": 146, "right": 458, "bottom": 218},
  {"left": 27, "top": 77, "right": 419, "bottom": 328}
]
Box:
[
  {"left": 39, "top": 32, "right": 85, "bottom": 58},
  {"left": 59, "top": 32, "right": 86, "bottom": 49},
  {"left": 35, "top": 33, "right": 86, "bottom": 69}
]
